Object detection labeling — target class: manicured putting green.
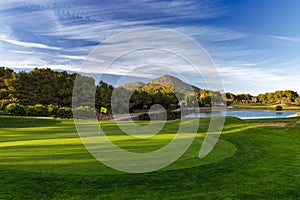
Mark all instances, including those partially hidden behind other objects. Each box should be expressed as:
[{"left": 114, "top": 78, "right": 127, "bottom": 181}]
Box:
[{"left": 0, "top": 116, "right": 236, "bottom": 174}]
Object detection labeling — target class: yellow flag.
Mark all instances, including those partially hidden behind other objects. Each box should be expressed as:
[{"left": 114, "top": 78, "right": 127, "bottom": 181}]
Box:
[{"left": 100, "top": 107, "right": 107, "bottom": 113}]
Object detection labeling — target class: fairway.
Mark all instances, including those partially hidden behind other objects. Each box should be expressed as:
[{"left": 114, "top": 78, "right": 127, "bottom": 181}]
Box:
[
  {"left": 0, "top": 117, "right": 235, "bottom": 174},
  {"left": 0, "top": 116, "right": 299, "bottom": 199}
]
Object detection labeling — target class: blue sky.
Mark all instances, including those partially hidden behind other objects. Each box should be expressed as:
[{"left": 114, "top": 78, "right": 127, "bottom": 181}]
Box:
[{"left": 1, "top": 0, "right": 300, "bottom": 95}]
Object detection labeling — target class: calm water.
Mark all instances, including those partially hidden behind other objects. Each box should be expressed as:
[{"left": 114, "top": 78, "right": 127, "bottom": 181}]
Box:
[{"left": 184, "top": 110, "right": 296, "bottom": 119}]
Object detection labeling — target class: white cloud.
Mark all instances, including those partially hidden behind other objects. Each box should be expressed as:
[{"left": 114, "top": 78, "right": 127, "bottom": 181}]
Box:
[
  {"left": 29, "top": 0, "right": 227, "bottom": 42},
  {"left": 59, "top": 55, "right": 86, "bottom": 60},
  {"left": 3, "top": 0, "right": 299, "bottom": 95},
  {"left": 176, "top": 25, "right": 247, "bottom": 43},
  {"left": 0, "top": 37, "right": 61, "bottom": 50},
  {"left": 215, "top": 64, "right": 300, "bottom": 95},
  {"left": 0, "top": 0, "right": 231, "bottom": 74},
  {"left": 272, "top": 35, "right": 300, "bottom": 43}
]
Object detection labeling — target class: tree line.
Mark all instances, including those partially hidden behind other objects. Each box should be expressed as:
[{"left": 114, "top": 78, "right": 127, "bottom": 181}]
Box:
[
  {"left": 257, "top": 90, "right": 300, "bottom": 105},
  {"left": 1, "top": 67, "right": 299, "bottom": 118},
  {"left": 0, "top": 67, "right": 179, "bottom": 117},
  {"left": 0, "top": 67, "right": 96, "bottom": 118},
  {"left": 225, "top": 91, "right": 300, "bottom": 105}
]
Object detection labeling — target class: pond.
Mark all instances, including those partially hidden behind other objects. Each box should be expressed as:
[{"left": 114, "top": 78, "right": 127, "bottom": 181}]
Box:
[{"left": 184, "top": 110, "right": 296, "bottom": 119}]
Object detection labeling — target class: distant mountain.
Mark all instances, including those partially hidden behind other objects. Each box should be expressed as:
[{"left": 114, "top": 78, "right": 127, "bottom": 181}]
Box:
[
  {"left": 119, "top": 82, "right": 145, "bottom": 89},
  {"left": 119, "top": 75, "right": 199, "bottom": 93},
  {"left": 147, "top": 75, "right": 200, "bottom": 93}
]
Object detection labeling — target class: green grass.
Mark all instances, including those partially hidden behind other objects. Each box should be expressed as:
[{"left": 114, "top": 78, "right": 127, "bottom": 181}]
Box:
[
  {"left": 0, "top": 116, "right": 299, "bottom": 199},
  {"left": 0, "top": 117, "right": 235, "bottom": 175}
]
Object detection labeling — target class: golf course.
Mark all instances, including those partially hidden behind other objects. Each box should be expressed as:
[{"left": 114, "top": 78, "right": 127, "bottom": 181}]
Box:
[{"left": 0, "top": 116, "right": 299, "bottom": 199}]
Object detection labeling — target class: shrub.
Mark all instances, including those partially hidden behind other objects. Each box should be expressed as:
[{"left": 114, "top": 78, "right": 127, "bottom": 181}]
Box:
[
  {"left": 26, "top": 104, "right": 49, "bottom": 117},
  {"left": 73, "top": 106, "right": 96, "bottom": 119},
  {"left": 167, "top": 111, "right": 181, "bottom": 120},
  {"left": 275, "top": 105, "right": 283, "bottom": 111},
  {"left": 57, "top": 107, "right": 73, "bottom": 119},
  {"left": 48, "top": 104, "right": 58, "bottom": 117},
  {"left": 5, "top": 103, "right": 26, "bottom": 116},
  {"left": 138, "top": 113, "right": 150, "bottom": 120},
  {"left": 295, "top": 97, "right": 300, "bottom": 105},
  {"left": 138, "top": 110, "right": 180, "bottom": 120}
]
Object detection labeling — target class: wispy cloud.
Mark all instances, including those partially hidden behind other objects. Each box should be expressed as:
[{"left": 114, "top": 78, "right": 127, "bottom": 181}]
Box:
[
  {"left": 28, "top": 0, "right": 227, "bottom": 42},
  {"left": 0, "top": 37, "right": 61, "bottom": 50},
  {"left": 10, "top": 50, "right": 34, "bottom": 54},
  {"left": 3, "top": 0, "right": 299, "bottom": 95},
  {"left": 272, "top": 35, "right": 300, "bottom": 43},
  {"left": 0, "top": 0, "right": 229, "bottom": 61},
  {"left": 59, "top": 55, "right": 86, "bottom": 60},
  {"left": 176, "top": 25, "right": 247, "bottom": 43},
  {"left": 216, "top": 64, "right": 300, "bottom": 95}
]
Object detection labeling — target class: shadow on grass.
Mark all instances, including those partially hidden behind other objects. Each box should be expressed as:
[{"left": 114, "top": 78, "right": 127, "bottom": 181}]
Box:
[{"left": 0, "top": 115, "right": 62, "bottom": 128}]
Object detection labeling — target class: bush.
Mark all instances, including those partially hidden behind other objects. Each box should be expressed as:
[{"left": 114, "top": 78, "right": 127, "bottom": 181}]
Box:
[
  {"left": 73, "top": 106, "right": 96, "bottom": 119},
  {"left": 167, "top": 111, "right": 181, "bottom": 120},
  {"left": 138, "top": 110, "right": 180, "bottom": 120},
  {"left": 48, "top": 104, "right": 58, "bottom": 118},
  {"left": 295, "top": 97, "right": 300, "bottom": 105},
  {"left": 5, "top": 103, "right": 26, "bottom": 116},
  {"left": 57, "top": 107, "right": 73, "bottom": 119},
  {"left": 26, "top": 104, "right": 49, "bottom": 117},
  {"left": 275, "top": 105, "right": 283, "bottom": 111}
]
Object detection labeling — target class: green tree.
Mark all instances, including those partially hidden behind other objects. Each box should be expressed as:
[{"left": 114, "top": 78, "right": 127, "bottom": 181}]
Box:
[
  {"left": 0, "top": 67, "right": 17, "bottom": 109},
  {"left": 295, "top": 97, "right": 300, "bottom": 105},
  {"left": 95, "top": 81, "right": 114, "bottom": 111},
  {"left": 258, "top": 90, "right": 298, "bottom": 105},
  {"left": 72, "top": 74, "right": 96, "bottom": 108},
  {"left": 56, "top": 72, "right": 76, "bottom": 107}
]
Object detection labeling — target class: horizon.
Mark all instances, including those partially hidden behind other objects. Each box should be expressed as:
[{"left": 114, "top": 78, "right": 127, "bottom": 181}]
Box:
[{"left": 1, "top": 1, "right": 300, "bottom": 95}]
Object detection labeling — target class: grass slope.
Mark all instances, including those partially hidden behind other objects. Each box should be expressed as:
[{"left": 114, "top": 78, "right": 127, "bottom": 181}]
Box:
[{"left": 0, "top": 116, "right": 299, "bottom": 199}]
